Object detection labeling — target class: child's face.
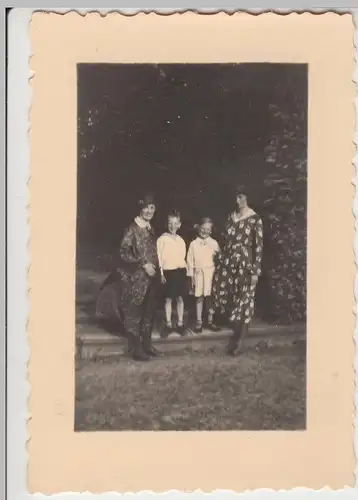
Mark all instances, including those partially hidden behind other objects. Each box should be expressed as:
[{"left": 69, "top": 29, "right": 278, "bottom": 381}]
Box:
[
  {"left": 198, "top": 222, "right": 212, "bottom": 239},
  {"left": 167, "top": 216, "right": 181, "bottom": 234}
]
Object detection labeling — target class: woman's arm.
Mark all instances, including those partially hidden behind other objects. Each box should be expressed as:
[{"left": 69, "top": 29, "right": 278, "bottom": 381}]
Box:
[
  {"left": 119, "top": 226, "right": 144, "bottom": 268},
  {"left": 213, "top": 239, "right": 220, "bottom": 253},
  {"left": 219, "top": 215, "right": 231, "bottom": 247},
  {"left": 252, "top": 218, "right": 264, "bottom": 276},
  {"left": 211, "top": 239, "right": 221, "bottom": 265}
]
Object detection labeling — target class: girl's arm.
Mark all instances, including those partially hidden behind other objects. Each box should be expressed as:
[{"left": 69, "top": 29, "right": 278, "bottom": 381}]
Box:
[{"left": 252, "top": 218, "right": 264, "bottom": 276}]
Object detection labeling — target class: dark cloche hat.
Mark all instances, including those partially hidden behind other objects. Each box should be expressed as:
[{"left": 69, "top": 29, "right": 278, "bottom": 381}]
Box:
[
  {"left": 138, "top": 193, "right": 156, "bottom": 209},
  {"left": 235, "top": 184, "right": 250, "bottom": 197}
]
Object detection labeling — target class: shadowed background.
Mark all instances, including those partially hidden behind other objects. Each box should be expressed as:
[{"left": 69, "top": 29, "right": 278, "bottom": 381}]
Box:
[{"left": 77, "top": 63, "right": 307, "bottom": 324}]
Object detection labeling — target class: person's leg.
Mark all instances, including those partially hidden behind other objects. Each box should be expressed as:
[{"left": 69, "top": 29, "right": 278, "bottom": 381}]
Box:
[
  {"left": 227, "top": 281, "right": 257, "bottom": 355},
  {"left": 161, "top": 297, "right": 173, "bottom": 338},
  {"left": 164, "top": 297, "right": 173, "bottom": 327},
  {"left": 124, "top": 306, "right": 151, "bottom": 361},
  {"left": 176, "top": 296, "right": 185, "bottom": 331},
  {"left": 228, "top": 283, "right": 256, "bottom": 355},
  {"left": 236, "top": 320, "right": 249, "bottom": 351},
  {"left": 228, "top": 320, "right": 250, "bottom": 354},
  {"left": 205, "top": 296, "right": 220, "bottom": 332},
  {"left": 176, "top": 297, "right": 187, "bottom": 336},
  {"left": 226, "top": 319, "right": 242, "bottom": 355},
  {"left": 226, "top": 284, "right": 249, "bottom": 355},
  {"left": 141, "top": 284, "right": 163, "bottom": 357},
  {"left": 195, "top": 296, "right": 204, "bottom": 332}
]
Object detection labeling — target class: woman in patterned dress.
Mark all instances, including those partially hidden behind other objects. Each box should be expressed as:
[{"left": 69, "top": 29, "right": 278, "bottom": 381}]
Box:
[
  {"left": 212, "top": 186, "right": 264, "bottom": 356},
  {"left": 96, "top": 194, "right": 163, "bottom": 361}
]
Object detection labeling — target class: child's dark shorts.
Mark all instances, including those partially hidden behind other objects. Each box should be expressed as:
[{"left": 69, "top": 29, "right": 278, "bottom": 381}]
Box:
[{"left": 162, "top": 268, "right": 188, "bottom": 299}]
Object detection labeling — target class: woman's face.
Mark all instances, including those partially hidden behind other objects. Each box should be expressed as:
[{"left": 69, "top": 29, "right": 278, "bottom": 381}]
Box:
[
  {"left": 140, "top": 204, "right": 156, "bottom": 222},
  {"left": 236, "top": 193, "right": 247, "bottom": 209},
  {"left": 198, "top": 222, "right": 212, "bottom": 239}
]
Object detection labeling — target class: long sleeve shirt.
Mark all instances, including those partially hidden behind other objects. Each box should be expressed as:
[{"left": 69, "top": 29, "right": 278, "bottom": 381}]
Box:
[{"left": 156, "top": 233, "right": 187, "bottom": 274}]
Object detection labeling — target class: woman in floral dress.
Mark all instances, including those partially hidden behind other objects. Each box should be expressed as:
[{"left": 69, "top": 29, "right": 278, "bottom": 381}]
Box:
[
  {"left": 212, "top": 187, "right": 264, "bottom": 356},
  {"left": 96, "top": 194, "right": 163, "bottom": 361}
]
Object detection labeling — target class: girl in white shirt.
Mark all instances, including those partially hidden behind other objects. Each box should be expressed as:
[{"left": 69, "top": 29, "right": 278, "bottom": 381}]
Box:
[
  {"left": 187, "top": 217, "right": 221, "bottom": 333},
  {"left": 157, "top": 211, "right": 187, "bottom": 336}
]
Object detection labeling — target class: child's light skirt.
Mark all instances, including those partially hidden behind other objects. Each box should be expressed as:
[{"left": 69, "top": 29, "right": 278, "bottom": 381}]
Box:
[{"left": 192, "top": 267, "right": 215, "bottom": 298}]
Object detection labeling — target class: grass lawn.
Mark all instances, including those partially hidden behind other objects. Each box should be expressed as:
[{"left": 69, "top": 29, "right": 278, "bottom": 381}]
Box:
[{"left": 75, "top": 341, "right": 306, "bottom": 431}]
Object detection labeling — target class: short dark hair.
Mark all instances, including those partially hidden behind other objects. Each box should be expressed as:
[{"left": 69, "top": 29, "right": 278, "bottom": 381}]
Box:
[
  {"left": 199, "top": 216, "right": 213, "bottom": 226},
  {"left": 194, "top": 217, "right": 214, "bottom": 232},
  {"left": 235, "top": 185, "right": 249, "bottom": 197},
  {"left": 167, "top": 209, "right": 181, "bottom": 221}
]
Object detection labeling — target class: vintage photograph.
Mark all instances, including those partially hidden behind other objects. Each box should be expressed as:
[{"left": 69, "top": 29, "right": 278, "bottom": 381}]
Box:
[{"left": 75, "top": 63, "right": 307, "bottom": 432}]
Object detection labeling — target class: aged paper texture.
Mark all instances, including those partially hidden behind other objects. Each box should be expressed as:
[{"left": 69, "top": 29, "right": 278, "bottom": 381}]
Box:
[{"left": 28, "top": 12, "right": 355, "bottom": 492}]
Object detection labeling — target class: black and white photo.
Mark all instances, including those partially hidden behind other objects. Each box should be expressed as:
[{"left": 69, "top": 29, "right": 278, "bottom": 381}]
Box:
[{"left": 75, "top": 63, "right": 307, "bottom": 431}]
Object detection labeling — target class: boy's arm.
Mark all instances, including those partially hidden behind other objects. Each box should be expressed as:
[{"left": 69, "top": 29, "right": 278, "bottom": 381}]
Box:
[
  {"left": 156, "top": 236, "right": 165, "bottom": 276},
  {"left": 186, "top": 242, "right": 194, "bottom": 277}
]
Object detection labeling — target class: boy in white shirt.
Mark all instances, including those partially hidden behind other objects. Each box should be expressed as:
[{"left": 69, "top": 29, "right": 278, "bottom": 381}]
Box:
[{"left": 157, "top": 211, "right": 187, "bottom": 336}]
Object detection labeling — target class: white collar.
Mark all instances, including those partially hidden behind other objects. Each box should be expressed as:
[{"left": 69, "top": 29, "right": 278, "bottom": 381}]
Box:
[
  {"left": 134, "top": 216, "right": 151, "bottom": 229},
  {"left": 232, "top": 208, "right": 256, "bottom": 222},
  {"left": 164, "top": 232, "right": 180, "bottom": 238},
  {"left": 196, "top": 236, "right": 213, "bottom": 245}
]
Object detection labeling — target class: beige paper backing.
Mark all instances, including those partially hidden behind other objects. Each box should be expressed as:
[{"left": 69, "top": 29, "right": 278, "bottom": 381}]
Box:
[{"left": 28, "top": 12, "right": 355, "bottom": 493}]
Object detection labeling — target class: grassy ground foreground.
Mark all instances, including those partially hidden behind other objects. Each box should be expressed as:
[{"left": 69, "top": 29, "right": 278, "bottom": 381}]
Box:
[{"left": 75, "top": 341, "right": 306, "bottom": 431}]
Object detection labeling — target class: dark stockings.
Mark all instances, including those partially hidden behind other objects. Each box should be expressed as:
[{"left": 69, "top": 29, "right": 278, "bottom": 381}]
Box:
[
  {"left": 129, "top": 284, "right": 163, "bottom": 361},
  {"left": 227, "top": 320, "right": 249, "bottom": 356}
]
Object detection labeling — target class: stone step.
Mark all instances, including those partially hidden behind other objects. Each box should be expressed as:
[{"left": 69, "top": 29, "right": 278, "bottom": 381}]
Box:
[{"left": 76, "top": 321, "right": 306, "bottom": 359}]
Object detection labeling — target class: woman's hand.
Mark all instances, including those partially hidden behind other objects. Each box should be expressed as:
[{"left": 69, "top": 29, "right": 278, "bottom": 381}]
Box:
[
  {"left": 143, "top": 263, "right": 156, "bottom": 277},
  {"left": 214, "top": 251, "right": 222, "bottom": 265},
  {"left": 191, "top": 277, "right": 195, "bottom": 291},
  {"left": 251, "top": 274, "right": 259, "bottom": 286},
  {"left": 160, "top": 273, "right": 166, "bottom": 284}
]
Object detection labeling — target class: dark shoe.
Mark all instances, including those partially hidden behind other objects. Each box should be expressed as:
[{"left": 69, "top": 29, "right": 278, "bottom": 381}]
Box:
[
  {"left": 132, "top": 338, "right": 151, "bottom": 361},
  {"left": 124, "top": 345, "right": 134, "bottom": 357},
  {"left": 161, "top": 325, "right": 173, "bottom": 339},
  {"left": 226, "top": 331, "right": 239, "bottom": 355},
  {"left": 226, "top": 322, "right": 248, "bottom": 356},
  {"left": 227, "top": 346, "right": 240, "bottom": 357},
  {"left": 206, "top": 322, "right": 221, "bottom": 332},
  {"left": 124, "top": 334, "right": 135, "bottom": 357},
  {"left": 132, "top": 351, "right": 151, "bottom": 361},
  {"left": 144, "top": 345, "right": 164, "bottom": 357},
  {"left": 176, "top": 325, "right": 187, "bottom": 336},
  {"left": 194, "top": 324, "right": 203, "bottom": 334}
]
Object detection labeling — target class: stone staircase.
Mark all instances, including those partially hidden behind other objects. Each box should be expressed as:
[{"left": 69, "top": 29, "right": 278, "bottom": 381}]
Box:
[
  {"left": 76, "top": 310, "right": 306, "bottom": 359},
  {"left": 75, "top": 267, "right": 306, "bottom": 359}
]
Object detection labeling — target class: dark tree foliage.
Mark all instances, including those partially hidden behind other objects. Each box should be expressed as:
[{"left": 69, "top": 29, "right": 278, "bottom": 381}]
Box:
[{"left": 256, "top": 104, "right": 307, "bottom": 324}]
